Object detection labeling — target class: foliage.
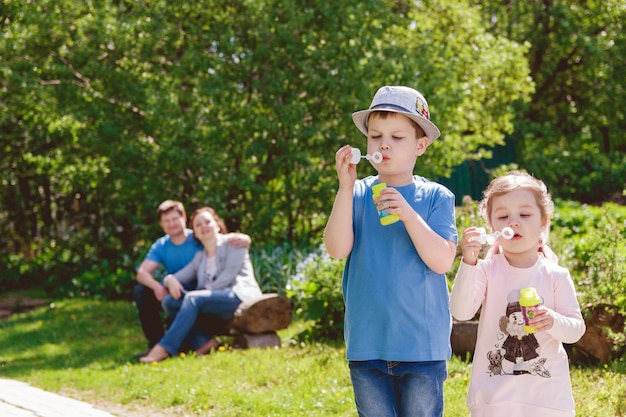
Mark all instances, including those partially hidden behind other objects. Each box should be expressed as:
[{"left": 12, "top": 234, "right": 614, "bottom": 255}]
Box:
[
  {"left": 249, "top": 241, "right": 316, "bottom": 295},
  {"left": 0, "top": 299, "right": 625, "bottom": 416},
  {"left": 470, "top": 0, "right": 626, "bottom": 203},
  {"left": 549, "top": 202, "right": 626, "bottom": 315},
  {"left": 286, "top": 244, "right": 345, "bottom": 342},
  {"left": 1, "top": 0, "right": 533, "bottom": 293}
]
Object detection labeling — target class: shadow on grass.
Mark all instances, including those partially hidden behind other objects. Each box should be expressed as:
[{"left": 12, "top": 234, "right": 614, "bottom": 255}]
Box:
[{"left": 0, "top": 299, "right": 144, "bottom": 377}]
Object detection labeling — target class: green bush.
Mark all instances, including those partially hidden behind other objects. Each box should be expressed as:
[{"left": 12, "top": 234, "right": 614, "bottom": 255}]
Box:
[
  {"left": 521, "top": 145, "right": 626, "bottom": 205},
  {"left": 250, "top": 242, "right": 315, "bottom": 295},
  {"left": 550, "top": 202, "right": 626, "bottom": 315},
  {"left": 286, "top": 244, "right": 345, "bottom": 342}
]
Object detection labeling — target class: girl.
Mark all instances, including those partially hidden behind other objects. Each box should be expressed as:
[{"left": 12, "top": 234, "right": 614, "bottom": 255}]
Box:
[
  {"left": 140, "top": 207, "right": 262, "bottom": 363},
  {"left": 449, "top": 171, "right": 585, "bottom": 417}
]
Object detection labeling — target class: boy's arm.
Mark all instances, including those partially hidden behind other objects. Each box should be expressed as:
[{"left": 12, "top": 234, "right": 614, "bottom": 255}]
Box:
[
  {"left": 403, "top": 213, "right": 456, "bottom": 274},
  {"left": 324, "top": 186, "right": 354, "bottom": 259},
  {"left": 324, "top": 145, "right": 356, "bottom": 259},
  {"left": 376, "top": 186, "right": 456, "bottom": 274}
]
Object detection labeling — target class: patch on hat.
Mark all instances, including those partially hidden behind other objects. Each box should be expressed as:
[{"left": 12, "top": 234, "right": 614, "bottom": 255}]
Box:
[{"left": 415, "top": 96, "right": 430, "bottom": 120}]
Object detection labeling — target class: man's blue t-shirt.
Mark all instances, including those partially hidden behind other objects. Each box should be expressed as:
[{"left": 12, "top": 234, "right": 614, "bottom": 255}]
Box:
[
  {"left": 343, "top": 175, "right": 458, "bottom": 362},
  {"left": 144, "top": 229, "right": 202, "bottom": 274}
]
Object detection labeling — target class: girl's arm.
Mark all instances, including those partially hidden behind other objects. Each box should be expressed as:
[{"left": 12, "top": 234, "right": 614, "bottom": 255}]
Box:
[
  {"left": 531, "top": 270, "right": 586, "bottom": 343},
  {"left": 450, "top": 261, "right": 487, "bottom": 321}
]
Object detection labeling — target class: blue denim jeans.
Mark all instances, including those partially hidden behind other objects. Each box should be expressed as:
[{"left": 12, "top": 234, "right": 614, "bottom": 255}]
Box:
[
  {"left": 349, "top": 360, "right": 447, "bottom": 417},
  {"left": 159, "top": 289, "right": 241, "bottom": 356}
]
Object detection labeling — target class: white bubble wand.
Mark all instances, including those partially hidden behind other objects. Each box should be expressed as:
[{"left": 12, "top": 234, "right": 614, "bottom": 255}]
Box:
[
  {"left": 350, "top": 148, "right": 382, "bottom": 165},
  {"left": 471, "top": 227, "right": 514, "bottom": 245}
]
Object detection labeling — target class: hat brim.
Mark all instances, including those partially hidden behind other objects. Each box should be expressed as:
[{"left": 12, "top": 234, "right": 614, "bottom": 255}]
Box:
[{"left": 351, "top": 108, "right": 441, "bottom": 144}]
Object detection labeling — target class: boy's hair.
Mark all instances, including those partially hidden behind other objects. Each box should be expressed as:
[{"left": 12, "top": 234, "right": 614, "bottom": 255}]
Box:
[
  {"left": 157, "top": 200, "right": 186, "bottom": 220},
  {"left": 479, "top": 171, "right": 554, "bottom": 243},
  {"left": 369, "top": 111, "right": 427, "bottom": 139},
  {"left": 189, "top": 206, "right": 229, "bottom": 234}
]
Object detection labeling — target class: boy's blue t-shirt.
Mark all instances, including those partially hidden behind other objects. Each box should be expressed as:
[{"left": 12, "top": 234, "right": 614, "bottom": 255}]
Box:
[
  {"left": 144, "top": 229, "right": 202, "bottom": 274},
  {"left": 343, "top": 175, "right": 458, "bottom": 362}
]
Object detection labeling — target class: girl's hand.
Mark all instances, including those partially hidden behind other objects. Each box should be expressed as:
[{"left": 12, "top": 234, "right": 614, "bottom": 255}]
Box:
[
  {"left": 460, "top": 227, "right": 483, "bottom": 265},
  {"left": 528, "top": 305, "right": 555, "bottom": 332},
  {"left": 335, "top": 145, "right": 357, "bottom": 189}
]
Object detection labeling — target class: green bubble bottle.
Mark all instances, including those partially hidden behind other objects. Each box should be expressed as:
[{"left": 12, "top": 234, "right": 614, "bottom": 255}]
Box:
[
  {"left": 372, "top": 183, "right": 400, "bottom": 226},
  {"left": 519, "top": 287, "right": 541, "bottom": 333}
]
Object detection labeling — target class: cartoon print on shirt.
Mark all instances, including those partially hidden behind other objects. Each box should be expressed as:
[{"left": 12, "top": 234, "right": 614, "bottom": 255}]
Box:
[
  {"left": 486, "top": 290, "right": 550, "bottom": 378},
  {"left": 486, "top": 350, "right": 505, "bottom": 376}
]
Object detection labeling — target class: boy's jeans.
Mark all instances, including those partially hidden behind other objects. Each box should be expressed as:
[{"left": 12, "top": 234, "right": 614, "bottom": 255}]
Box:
[{"left": 349, "top": 360, "right": 447, "bottom": 417}]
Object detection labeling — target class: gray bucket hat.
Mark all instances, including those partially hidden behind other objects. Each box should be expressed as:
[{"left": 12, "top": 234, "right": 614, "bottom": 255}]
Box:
[{"left": 351, "top": 86, "right": 441, "bottom": 143}]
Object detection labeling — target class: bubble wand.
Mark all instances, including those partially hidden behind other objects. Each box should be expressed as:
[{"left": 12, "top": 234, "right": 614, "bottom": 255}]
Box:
[
  {"left": 350, "top": 148, "right": 383, "bottom": 165},
  {"left": 471, "top": 227, "right": 514, "bottom": 245}
]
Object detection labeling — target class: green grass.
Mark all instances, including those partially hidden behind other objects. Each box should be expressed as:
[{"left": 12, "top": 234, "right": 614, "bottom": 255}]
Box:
[{"left": 1, "top": 299, "right": 625, "bottom": 416}]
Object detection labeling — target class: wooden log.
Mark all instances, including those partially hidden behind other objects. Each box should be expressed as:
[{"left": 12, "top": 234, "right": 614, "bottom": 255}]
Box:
[
  {"left": 195, "top": 293, "right": 293, "bottom": 349},
  {"left": 451, "top": 320, "right": 478, "bottom": 360},
  {"left": 567, "top": 303, "right": 624, "bottom": 363},
  {"left": 232, "top": 293, "right": 293, "bottom": 334},
  {"left": 234, "top": 332, "right": 281, "bottom": 349}
]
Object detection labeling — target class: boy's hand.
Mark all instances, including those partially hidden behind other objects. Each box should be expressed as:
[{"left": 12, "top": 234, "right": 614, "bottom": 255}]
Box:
[
  {"left": 373, "top": 187, "right": 413, "bottom": 223},
  {"left": 460, "top": 227, "right": 483, "bottom": 265},
  {"left": 335, "top": 145, "right": 357, "bottom": 188}
]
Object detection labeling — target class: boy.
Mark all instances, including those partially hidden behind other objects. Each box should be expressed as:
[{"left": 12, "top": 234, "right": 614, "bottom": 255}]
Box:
[{"left": 324, "top": 86, "right": 458, "bottom": 417}]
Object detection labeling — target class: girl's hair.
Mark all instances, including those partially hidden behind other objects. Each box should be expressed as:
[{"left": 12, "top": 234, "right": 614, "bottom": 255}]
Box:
[
  {"left": 189, "top": 206, "right": 229, "bottom": 235},
  {"left": 479, "top": 171, "right": 556, "bottom": 261}
]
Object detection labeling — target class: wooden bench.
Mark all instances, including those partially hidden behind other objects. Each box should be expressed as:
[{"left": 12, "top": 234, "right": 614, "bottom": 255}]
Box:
[{"left": 196, "top": 293, "right": 293, "bottom": 349}]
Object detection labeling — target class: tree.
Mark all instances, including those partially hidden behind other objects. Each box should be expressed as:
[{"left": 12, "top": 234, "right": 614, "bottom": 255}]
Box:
[
  {"left": 0, "top": 0, "right": 532, "bottom": 295},
  {"left": 470, "top": 0, "right": 626, "bottom": 202}
]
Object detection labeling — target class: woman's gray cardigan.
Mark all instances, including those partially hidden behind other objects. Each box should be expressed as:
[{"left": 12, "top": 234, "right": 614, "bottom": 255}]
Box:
[{"left": 172, "top": 234, "right": 262, "bottom": 302}]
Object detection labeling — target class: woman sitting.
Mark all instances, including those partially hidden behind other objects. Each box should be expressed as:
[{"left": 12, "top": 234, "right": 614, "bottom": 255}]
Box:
[{"left": 140, "top": 207, "right": 262, "bottom": 363}]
